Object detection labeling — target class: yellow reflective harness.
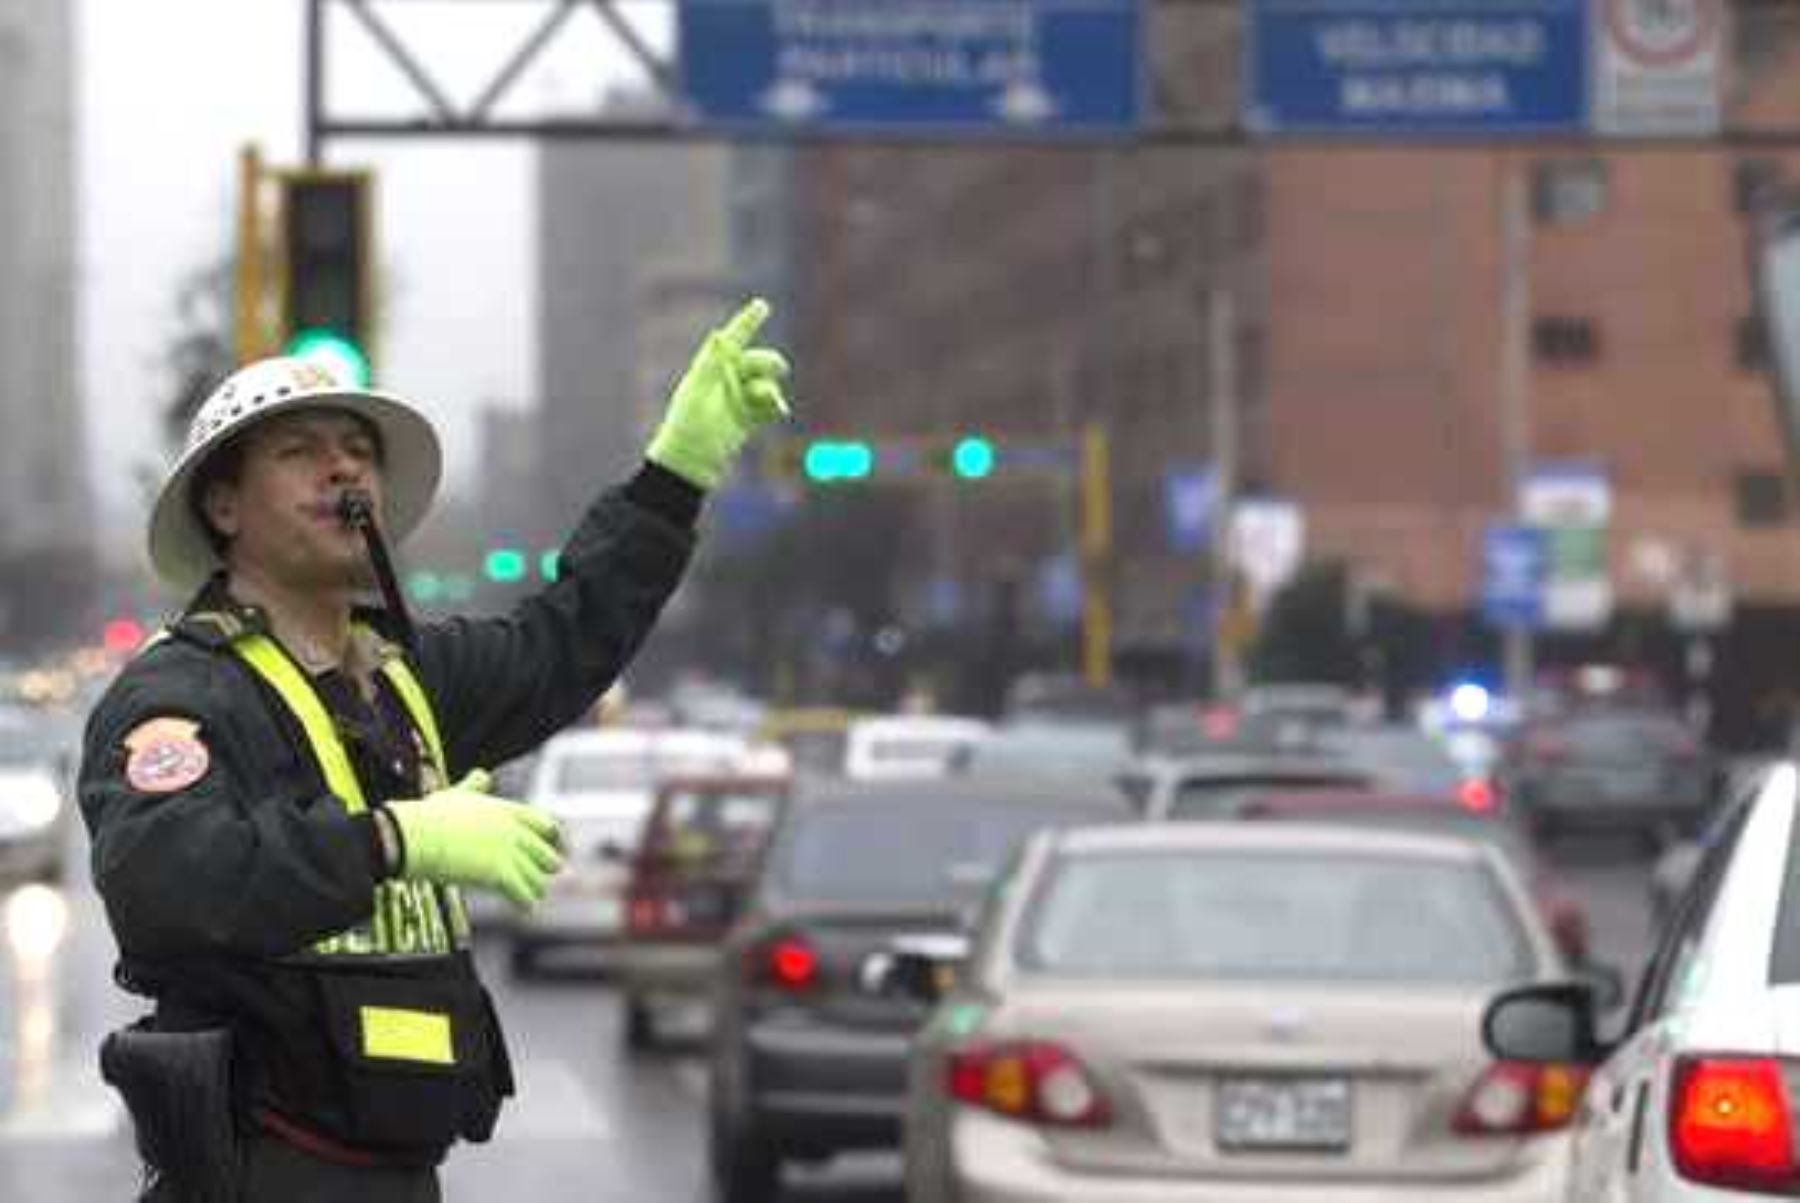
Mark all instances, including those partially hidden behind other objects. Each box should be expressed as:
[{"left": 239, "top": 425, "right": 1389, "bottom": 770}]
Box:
[{"left": 233, "top": 631, "right": 471, "bottom": 957}]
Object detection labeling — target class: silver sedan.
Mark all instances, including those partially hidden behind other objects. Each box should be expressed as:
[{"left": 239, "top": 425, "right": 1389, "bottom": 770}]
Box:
[{"left": 902, "top": 822, "right": 1582, "bottom": 1202}]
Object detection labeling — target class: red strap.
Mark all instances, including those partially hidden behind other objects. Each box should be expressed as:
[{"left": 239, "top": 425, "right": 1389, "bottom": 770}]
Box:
[{"left": 253, "top": 1106, "right": 401, "bottom": 1169}]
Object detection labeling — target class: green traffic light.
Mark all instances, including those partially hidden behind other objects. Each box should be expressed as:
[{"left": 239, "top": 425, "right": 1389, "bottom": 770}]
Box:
[
  {"left": 285, "top": 328, "right": 371, "bottom": 388},
  {"left": 802, "top": 440, "right": 874, "bottom": 482},
  {"left": 483, "top": 548, "right": 527, "bottom": 583},
  {"left": 406, "top": 570, "right": 443, "bottom": 603},
  {"left": 951, "top": 436, "right": 995, "bottom": 479}
]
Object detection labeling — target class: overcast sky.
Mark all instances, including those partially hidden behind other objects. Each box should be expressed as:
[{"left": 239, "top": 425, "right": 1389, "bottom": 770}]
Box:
[{"left": 78, "top": 0, "right": 667, "bottom": 553}]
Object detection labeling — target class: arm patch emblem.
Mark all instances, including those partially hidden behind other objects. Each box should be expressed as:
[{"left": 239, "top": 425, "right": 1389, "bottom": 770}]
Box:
[{"left": 123, "top": 718, "right": 211, "bottom": 794}]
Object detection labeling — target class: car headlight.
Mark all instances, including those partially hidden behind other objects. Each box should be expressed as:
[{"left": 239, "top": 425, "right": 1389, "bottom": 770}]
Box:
[{"left": 0, "top": 776, "right": 61, "bottom": 831}]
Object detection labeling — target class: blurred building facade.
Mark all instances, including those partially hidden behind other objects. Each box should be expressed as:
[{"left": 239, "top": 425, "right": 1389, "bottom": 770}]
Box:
[
  {"left": 0, "top": 0, "right": 90, "bottom": 650},
  {"left": 789, "top": 6, "right": 1800, "bottom": 708}
]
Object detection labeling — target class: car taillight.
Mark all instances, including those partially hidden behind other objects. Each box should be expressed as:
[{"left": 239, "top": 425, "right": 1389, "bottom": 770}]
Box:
[
  {"left": 757, "top": 934, "right": 819, "bottom": 992},
  {"left": 627, "top": 892, "right": 683, "bottom": 935},
  {"left": 1453, "top": 1061, "right": 1588, "bottom": 1135},
  {"left": 1670, "top": 1056, "right": 1800, "bottom": 1192},
  {"left": 1458, "top": 778, "right": 1497, "bottom": 813},
  {"left": 947, "top": 1041, "right": 1109, "bottom": 1128}
]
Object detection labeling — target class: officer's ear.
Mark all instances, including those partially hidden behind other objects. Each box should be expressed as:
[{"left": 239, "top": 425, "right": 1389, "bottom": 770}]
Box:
[{"left": 198, "top": 477, "right": 241, "bottom": 542}]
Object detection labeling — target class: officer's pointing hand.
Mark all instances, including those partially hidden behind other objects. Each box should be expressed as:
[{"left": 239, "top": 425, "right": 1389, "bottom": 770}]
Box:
[
  {"left": 645, "top": 297, "right": 792, "bottom": 490},
  {"left": 386, "top": 770, "right": 566, "bottom": 909}
]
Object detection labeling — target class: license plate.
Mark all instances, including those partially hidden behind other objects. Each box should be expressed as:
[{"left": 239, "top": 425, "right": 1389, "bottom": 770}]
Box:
[{"left": 1216, "top": 1076, "right": 1351, "bottom": 1151}]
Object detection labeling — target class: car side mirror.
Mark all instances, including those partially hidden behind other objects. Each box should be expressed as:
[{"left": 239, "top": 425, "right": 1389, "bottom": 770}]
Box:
[{"left": 1482, "top": 981, "right": 1606, "bottom": 1065}]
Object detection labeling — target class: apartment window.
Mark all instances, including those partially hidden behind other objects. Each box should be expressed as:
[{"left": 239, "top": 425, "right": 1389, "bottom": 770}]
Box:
[
  {"left": 1736, "top": 158, "right": 1782, "bottom": 214},
  {"left": 1531, "top": 159, "right": 1608, "bottom": 225},
  {"left": 1736, "top": 469, "right": 1788, "bottom": 528},
  {"left": 1738, "top": 315, "right": 1770, "bottom": 371},
  {"left": 1532, "top": 316, "right": 1600, "bottom": 365}
]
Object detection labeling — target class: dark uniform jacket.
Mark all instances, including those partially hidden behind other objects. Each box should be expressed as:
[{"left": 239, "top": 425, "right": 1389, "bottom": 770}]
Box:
[{"left": 78, "top": 475, "right": 695, "bottom": 1154}]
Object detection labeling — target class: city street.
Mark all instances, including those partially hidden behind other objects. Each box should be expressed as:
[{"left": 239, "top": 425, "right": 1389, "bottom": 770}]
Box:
[{"left": 0, "top": 818, "right": 1667, "bottom": 1203}]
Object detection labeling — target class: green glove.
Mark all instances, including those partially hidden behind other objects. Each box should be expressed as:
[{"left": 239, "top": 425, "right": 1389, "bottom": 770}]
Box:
[
  {"left": 645, "top": 297, "right": 792, "bottom": 490},
  {"left": 386, "top": 769, "right": 565, "bottom": 909}
]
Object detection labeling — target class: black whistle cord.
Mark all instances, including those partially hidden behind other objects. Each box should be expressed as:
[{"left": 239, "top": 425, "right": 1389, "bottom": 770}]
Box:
[{"left": 335, "top": 490, "right": 418, "bottom": 655}]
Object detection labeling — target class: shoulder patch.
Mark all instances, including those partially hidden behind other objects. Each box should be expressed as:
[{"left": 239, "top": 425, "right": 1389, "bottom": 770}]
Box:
[{"left": 123, "top": 718, "right": 211, "bottom": 794}]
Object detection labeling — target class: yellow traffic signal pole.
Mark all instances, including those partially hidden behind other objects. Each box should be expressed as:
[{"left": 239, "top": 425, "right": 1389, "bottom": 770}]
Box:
[
  {"left": 234, "top": 144, "right": 267, "bottom": 364},
  {"left": 1080, "top": 423, "right": 1113, "bottom": 689}
]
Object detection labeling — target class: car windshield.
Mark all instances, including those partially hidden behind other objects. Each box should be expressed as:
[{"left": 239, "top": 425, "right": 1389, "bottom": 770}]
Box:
[
  {"left": 1018, "top": 849, "right": 1532, "bottom": 985},
  {"left": 774, "top": 798, "right": 1110, "bottom": 906}
]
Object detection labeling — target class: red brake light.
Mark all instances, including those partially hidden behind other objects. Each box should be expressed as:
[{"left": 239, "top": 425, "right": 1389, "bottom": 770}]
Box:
[
  {"left": 1670, "top": 1056, "right": 1800, "bottom": 1192},
  {"left": 946, "top": 1041, "right": 1109, "bottom": 1128},
  {"left": 763, "top": 935, "right": 818, "bottom": 991},
  {"left": 1453, "top": 1061, "right": 1588, "bottom": 1135},
  {"left": 1458, "top": 778, "right": 1497, "bottom": 813},
  {"left": 627, "top": 895, "right": 662, "bottom": 935}
]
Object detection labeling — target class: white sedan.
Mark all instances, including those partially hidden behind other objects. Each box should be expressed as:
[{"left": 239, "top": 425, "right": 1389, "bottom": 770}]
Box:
[{"left": 1484, "top": 762, "right": 1800, "bottom": 1199}]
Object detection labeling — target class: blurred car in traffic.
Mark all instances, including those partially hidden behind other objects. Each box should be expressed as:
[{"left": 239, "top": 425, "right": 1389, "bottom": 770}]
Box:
[
  {"left": 706, "top": 776, "right": 1127, "bottom": 1203},
  {"left": 1504, "top": 706, "right": 1717, "bottom": 843},
  {"left": 902, "top": 822, "right": 1587, "bottom": 1202},
  {"left": 0, "top": 712, "right": 70, "bottom": 883},
  {"left": 842, "top": 714, "right": 992, "bottom": 781},
  {"left": 1481, "top": 762, "right": 1800, "bottom": 1201},
  {"left": 753, "top": 706, "right": 863, "bottom": 778},
  {"left": 951, "top": 718, "right": 1134, "bottom": 786},
  {"left": 1120, "top": 748, "right": 1375, "bottom": 820},
  {"left": 616, "top": 774, "right": 790, "bottom": 1050},
  {"left": 1316, "top": 723, "right": 1500, "bottom": 809},
  {"left": 507, "top": 725, "right": 755, "bottom": 976},
  {"left": 1240, "top": 789, "right": 1596, "bottom": 965}
]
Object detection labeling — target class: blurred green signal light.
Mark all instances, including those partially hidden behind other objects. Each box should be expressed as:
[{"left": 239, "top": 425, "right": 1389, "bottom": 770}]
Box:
[
  {"left": 483, "top": 548, "right": 528, "bottom": 583},
  {"left": 951, "top": 436, "right": 995, "bottom": 479},
  {"left": 802, "top": 440, "right": 874, "bottom": 482},
  {"left": 284, "top": 328, "right": 371, "bottom": 388}
]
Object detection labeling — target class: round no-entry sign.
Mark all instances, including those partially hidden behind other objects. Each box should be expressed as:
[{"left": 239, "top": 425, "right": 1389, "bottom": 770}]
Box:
[{"left": 1603, "top": 0, "right": 1720, "bottom": 68}]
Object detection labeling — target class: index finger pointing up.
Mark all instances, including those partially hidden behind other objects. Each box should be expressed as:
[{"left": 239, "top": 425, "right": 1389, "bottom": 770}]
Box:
[{"left": 719, "top": 297, "right": 771, "bottom": 351}]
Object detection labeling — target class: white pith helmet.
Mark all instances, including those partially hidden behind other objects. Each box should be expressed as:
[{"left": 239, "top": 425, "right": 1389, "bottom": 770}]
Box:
[{"left": 146, "top": 355, "right": 442, "bottom": 591}]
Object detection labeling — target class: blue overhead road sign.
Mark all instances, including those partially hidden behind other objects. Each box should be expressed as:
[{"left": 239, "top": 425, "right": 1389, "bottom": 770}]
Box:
[
  {"left": 1247, "top": 0, "right": 1588, "bottom": 137},
  {"left": 679, "top": 0, "right": 1142, "bottom": 135}
]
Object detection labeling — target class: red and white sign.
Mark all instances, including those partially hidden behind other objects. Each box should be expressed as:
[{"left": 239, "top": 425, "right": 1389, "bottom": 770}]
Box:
[{"left": 1592, "top": 0, "right": 1726, "bottom": 137}]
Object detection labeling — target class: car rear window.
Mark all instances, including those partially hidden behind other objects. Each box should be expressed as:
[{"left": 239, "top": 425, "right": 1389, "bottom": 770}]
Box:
[
  {"left": 1168, "top": 774, "right": 1366, "bottom": 819},
  {"left": 1316, "top": 730, "right": 1466, "bottom": 793},
  {"left": 645, "top": 788, "right": 782, "bottom": 871},
  {"left": 1565, "top": 713, "right": 1688, "bottom": 753},
  {"left": 1018, "top": 850, "right": 1533, "bottom": 985},
  {"left": 773, "top": 799, "right": 1112, "bottom": 906}
]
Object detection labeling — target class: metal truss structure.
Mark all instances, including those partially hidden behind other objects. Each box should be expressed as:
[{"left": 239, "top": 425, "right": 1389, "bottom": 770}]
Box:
[{"left": 306, "top": 0, "right": 1800, "bottom": 159}]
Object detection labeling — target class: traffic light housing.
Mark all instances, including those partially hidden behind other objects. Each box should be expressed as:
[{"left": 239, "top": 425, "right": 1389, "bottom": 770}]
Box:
[{"left": 278, "top": 170, "right": 374, "bottom": 385}]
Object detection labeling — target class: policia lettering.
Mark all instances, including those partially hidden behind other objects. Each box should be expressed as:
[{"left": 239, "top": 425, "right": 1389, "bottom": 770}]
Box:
[{"left": 233, "top": 629, "right": 469, "bottom": 958}]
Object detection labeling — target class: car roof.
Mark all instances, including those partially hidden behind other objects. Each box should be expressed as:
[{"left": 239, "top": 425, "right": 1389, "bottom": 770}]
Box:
[
  {"left": 1052, "top": 819, "right": 1492, "bottom": 864},
  {"left": 794, "top": 776, "right": 1128, "bottom": 812},
  {"left": 541, "top": 726, "right": 748, "bottom": 753},
  {"left": 848, "top": 714, "right": 992, "bottom": 737}
]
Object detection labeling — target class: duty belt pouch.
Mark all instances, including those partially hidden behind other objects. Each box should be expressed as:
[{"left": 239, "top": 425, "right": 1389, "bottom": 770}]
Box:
[
  {"left": 99, "top": 1020, "right": 240, "bottom": 1203},
  {"left": 313, "top": 961, "right": 506, "bottom": 1148}
]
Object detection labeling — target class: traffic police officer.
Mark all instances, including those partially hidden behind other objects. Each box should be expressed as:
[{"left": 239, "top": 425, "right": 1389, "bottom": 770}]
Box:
[{"left": 79, "top": 300, "right": 790, "bottom": 1201}]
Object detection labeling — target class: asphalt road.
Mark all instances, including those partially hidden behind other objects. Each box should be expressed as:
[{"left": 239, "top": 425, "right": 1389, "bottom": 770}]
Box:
[{"left": 0, "top": 821, "right": 1667, "bottom": 1203}]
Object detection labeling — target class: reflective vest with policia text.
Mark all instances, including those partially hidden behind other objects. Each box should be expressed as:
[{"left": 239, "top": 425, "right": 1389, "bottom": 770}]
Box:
[{"left": 232, "top": 630, "right": 471, "bottom": 958}]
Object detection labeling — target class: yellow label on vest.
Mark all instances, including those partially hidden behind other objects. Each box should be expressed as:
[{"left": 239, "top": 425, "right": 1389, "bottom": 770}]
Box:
[{"left": 359, "top": 1006, "right": 455, "bottom": 1065}]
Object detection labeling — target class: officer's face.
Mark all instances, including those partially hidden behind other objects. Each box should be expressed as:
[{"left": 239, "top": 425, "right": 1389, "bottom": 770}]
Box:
[{"left": 202, "top": 409, "right": 386, "bottom": 592}]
